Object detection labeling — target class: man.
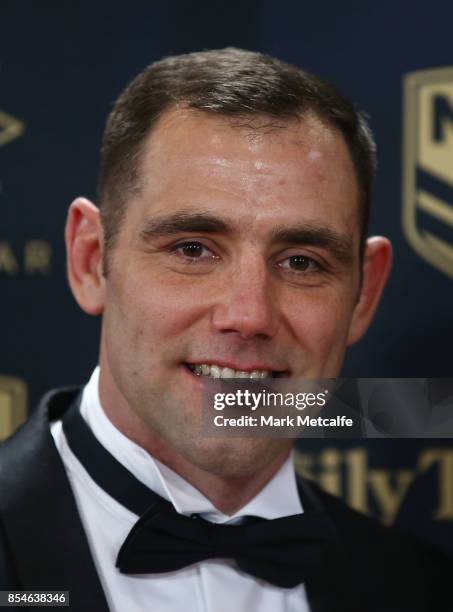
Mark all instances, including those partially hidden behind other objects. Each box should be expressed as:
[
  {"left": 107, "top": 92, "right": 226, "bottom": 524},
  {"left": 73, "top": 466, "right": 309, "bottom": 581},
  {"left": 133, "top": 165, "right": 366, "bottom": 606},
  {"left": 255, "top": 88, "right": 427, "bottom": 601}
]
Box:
[{"left": 0, "top": 48, "right": 447, "bottom": 611}]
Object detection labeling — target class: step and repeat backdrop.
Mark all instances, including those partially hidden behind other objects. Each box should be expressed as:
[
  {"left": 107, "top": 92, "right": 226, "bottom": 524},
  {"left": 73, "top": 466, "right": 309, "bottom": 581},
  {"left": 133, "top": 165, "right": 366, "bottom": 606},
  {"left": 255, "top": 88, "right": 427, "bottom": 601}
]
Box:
[{"left": 1, "top": 1, "right": 452, "bottom": 553}]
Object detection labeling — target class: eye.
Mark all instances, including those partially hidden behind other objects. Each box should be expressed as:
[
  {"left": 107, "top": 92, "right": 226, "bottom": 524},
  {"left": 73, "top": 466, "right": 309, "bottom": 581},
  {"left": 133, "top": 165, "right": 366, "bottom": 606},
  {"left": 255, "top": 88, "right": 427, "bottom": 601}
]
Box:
[
  {"left": 277, "top": 254, "right": 322, "bottom": 274},
  {"left": 170, "top": 240, "right": 218, "bottom": 262}
]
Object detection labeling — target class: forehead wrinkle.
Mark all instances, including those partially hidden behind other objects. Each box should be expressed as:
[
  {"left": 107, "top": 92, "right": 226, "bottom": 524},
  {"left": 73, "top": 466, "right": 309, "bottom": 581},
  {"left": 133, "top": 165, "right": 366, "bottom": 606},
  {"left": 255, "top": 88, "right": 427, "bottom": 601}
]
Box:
[{"left": 154, "top": 154, "right": 280, "bottom": 177}]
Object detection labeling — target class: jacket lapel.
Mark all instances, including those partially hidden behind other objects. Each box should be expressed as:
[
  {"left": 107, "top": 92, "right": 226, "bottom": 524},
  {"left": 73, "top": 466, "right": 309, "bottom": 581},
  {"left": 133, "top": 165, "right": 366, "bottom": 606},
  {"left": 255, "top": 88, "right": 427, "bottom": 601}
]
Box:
[
  {"left": 0, "top": 389, "right": 110, "bottom": 612},
  {"left": 296, "top": 477, "right": 362, "bottom": 612}
]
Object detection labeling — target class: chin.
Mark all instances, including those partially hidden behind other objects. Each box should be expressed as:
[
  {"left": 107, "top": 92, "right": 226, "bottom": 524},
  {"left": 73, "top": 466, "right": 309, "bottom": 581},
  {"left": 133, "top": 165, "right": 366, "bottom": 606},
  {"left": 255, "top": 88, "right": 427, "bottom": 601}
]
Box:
[{"left": 180, "top": 436, "right": 290, "bottom": 478}]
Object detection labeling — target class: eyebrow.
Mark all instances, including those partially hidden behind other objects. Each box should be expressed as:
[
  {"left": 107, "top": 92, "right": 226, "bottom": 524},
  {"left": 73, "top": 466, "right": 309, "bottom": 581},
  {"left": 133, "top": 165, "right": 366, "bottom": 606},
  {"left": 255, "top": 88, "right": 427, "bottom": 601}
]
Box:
[
  {"left": 269, "top": 226, "right": 354, "bottom": 265},
  {"left": 140, "top": 212, "right": 233, "bottom": 239},
  {"left": 140, "top": 211, "right": 354, "bottom": 264}
]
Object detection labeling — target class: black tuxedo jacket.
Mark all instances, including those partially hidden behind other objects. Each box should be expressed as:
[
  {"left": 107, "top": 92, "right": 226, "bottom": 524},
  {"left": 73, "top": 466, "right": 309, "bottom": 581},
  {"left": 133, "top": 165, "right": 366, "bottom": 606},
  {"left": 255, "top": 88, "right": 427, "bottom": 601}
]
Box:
[{"left": 0, "top": 388, "right": 449, "bottom": 612}]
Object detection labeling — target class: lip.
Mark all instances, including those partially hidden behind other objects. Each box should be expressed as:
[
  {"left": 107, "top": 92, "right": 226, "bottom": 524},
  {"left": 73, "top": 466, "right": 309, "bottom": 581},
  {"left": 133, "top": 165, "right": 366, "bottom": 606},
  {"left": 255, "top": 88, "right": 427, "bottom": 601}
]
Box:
[
  {"left": 182, "top": 363, "right": 206, "bottom": 386},
  {"left": 183, "top": 360, "right": 290, "bottom": 376}
]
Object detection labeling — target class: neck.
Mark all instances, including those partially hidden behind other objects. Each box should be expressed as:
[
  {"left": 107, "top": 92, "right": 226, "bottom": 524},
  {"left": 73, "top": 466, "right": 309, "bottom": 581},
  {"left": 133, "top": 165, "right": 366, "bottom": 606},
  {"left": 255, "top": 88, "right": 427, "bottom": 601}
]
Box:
[
  {"left": 140, "top": 436, "right": 292, "bottom": 515},
  {"left": 98, "top": 368, "right": 293, "bottom": 515},
  {"left": 104, "top": 401, "right": 292, "bottom": 514}
]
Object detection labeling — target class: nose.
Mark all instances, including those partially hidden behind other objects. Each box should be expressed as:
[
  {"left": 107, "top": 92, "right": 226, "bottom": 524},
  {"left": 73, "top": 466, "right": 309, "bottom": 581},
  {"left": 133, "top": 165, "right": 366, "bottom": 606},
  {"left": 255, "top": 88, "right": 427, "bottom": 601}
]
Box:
[{"left": 211, "top": 257, "right": 278, "bottom": 340}]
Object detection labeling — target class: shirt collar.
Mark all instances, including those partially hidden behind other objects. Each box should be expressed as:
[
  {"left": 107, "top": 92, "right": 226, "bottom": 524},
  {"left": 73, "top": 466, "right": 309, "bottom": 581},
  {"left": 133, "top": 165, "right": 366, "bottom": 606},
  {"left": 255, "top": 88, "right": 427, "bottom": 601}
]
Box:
[{"left": 80, "top": 367, "right": 303, "bottom": 523}]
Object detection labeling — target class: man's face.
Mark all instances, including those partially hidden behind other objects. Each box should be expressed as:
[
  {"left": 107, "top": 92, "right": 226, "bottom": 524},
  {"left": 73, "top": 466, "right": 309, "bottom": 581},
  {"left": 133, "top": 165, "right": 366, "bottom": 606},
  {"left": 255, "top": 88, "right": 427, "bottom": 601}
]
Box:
[{"left": 98, "top": 109, "right": 362, "bottom": 475}]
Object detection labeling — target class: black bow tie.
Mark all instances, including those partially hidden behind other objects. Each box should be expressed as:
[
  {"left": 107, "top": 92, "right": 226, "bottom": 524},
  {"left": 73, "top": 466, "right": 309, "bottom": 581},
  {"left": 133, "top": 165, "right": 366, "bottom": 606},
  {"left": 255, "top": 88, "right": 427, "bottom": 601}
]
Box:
[{"left": 62, "top": 401, "right": 334, "bottom": 589}]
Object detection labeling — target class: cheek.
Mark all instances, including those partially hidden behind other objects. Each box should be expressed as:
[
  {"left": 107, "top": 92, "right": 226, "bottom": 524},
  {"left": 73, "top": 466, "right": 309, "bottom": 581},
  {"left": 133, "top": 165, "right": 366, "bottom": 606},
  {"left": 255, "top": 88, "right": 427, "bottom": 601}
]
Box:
[
  {"left": 285, "top": 291, "right": 355, "bottom": 352},
  {"left": 141, "top": 281, "right": 212, "bottom": 336},
  {"left": 107, "top": 270, "right": 213, "bottom": 350}
]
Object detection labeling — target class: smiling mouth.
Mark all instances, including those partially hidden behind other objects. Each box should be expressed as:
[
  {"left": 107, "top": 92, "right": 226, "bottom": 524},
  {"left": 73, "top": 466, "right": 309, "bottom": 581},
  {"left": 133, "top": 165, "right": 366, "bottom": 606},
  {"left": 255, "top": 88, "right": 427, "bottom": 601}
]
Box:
[{"left": 185, "top": 363, "right": 287, "bottom": 379}]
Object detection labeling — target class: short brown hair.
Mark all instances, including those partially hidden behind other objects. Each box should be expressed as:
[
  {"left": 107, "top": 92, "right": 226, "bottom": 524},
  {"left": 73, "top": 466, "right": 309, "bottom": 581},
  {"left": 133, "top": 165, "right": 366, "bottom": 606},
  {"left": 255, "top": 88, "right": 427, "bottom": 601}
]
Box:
[{"left": 98, "top": 47, "right": 376, "bottom": 266}]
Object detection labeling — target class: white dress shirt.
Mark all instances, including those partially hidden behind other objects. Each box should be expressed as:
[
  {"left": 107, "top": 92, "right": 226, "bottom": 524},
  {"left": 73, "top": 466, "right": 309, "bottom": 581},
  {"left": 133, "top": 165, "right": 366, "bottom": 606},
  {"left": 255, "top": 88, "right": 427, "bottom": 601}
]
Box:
[{"left": 50, "top": 367, "right": 310, "bottom": 612}]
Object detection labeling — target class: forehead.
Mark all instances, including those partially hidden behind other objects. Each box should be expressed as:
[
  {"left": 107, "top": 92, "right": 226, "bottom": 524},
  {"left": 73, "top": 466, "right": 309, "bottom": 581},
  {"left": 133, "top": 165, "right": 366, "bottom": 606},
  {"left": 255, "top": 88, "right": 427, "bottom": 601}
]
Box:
[{"left": 129, "top": 108, "right": 360, "bottom": 241}]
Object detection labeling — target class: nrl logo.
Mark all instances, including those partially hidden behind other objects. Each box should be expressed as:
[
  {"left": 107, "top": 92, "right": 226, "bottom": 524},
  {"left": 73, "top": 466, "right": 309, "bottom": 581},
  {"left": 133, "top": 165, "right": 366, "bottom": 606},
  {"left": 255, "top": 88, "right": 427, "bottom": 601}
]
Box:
[
  {"left": 0, "top": 109, "right": 25, "bottom": 146},
  {"left": 403, "top": 67, "right": 453, "bottom": 279},
  {"left": 0, "top": 375, "right": 27, "bottom": 440}
]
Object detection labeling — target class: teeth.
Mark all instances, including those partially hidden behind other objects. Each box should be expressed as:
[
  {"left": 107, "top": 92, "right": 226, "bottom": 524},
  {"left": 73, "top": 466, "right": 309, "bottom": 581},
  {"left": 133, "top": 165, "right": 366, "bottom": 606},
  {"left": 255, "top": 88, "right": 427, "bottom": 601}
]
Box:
[
  {"left": 210, "top": 365, "right": 221, "bottom": 378},
  {"left": 221, "top": 367, "right": 235, "bottom": 378},
  {"left": 190, "top": 364, "right": 273, "bottom": 379}
]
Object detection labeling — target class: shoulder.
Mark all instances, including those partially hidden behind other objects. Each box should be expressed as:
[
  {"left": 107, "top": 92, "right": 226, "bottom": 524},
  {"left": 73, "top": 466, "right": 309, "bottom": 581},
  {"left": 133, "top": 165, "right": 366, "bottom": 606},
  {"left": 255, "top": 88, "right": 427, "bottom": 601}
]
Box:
[
  {"left": 0, "top": 387, "right": 80, "bottom": 467},
  {"left": 0, "top": 387, "right": 82, "bottom": 587},
  {"left": 300, "top": 474, "right": 441, "bottom": 557},
  {"left": 0, "top": 387, "right": 81, "bottom": 528},
  {"left": 0, "top": 386, "right": 81, "bottom": 514},
  {"left": 299, "top": 475, "right": 452, "bottom": 608}
]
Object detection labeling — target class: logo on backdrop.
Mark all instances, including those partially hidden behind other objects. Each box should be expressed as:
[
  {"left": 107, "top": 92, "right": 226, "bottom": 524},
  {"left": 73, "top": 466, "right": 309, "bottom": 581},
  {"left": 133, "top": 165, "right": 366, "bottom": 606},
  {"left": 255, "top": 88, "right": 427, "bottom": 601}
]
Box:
[
  {"left": 0, "top": 104, "right": 49, "bottom": 276},
  {"left": 0, "top": 240, "right": 52, "bottom": 276},
  {"left": 295, "top": 447, "right": 453, "bottom": 525},
  {"left": 0, "top": 110, "right": 25, "bottom": 147},
  {"left": 403, "top": 66, "right": 453, "bottom": 278},
  {"left": 0, "top": 375, "right": 27, "bottom": 440}
]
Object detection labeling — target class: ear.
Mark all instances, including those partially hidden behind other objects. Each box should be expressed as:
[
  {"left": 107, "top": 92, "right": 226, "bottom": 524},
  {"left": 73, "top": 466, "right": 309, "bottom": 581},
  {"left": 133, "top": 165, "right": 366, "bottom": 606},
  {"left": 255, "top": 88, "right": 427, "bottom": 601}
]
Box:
[
  {"left": 65, "top": 197, "right": 105, "bottom": 315},
  {"left": 347, "top": 236, "right": 392, "bottom": 345}
]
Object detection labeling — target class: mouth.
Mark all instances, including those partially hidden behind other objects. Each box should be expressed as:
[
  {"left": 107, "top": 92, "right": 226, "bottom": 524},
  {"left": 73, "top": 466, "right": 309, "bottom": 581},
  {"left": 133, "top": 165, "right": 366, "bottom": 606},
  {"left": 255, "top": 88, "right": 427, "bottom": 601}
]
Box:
[{"left": 185, "top": 363, "right": 288, "bottom": 379}]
